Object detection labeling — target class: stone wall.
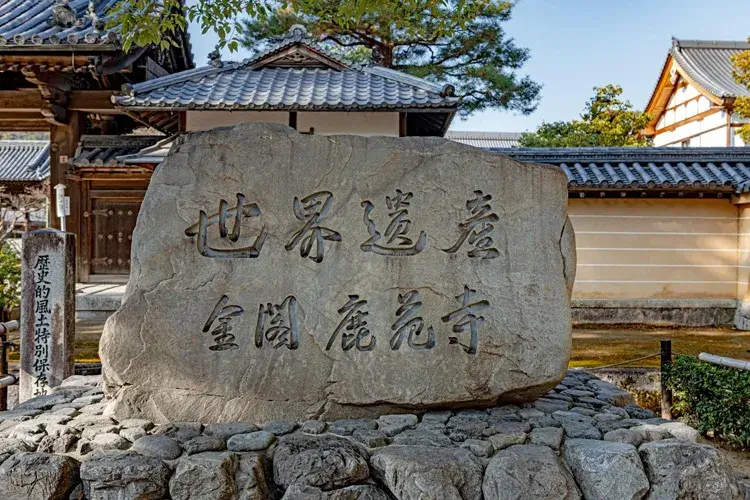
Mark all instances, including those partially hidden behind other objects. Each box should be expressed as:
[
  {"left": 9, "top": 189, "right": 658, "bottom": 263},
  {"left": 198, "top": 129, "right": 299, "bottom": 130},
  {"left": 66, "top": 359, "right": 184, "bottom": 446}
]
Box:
[{"left": 0, "top": 371, "right": 745, "bottom": 499}]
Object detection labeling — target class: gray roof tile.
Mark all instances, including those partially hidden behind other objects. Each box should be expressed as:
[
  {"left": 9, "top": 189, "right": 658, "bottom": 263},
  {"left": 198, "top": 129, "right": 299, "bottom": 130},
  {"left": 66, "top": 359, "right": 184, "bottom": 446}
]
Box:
[
  {"left": 116, "top": 29, "right": 457, "bottom": 111},
  {"left": 117, "top": 66, "right": 458, "bottom": 110},
  {"left": 0, "top": 0, "right": 120, "bottom": 47},
  {"left": 501, "top": 147, "right": 750, "bottom": 191},
  {"left": 447, "top": 131, "right": 521, "bottom": 148},
  {"left": 71, "top": 135, "right": 163, "bottom": 167},
  {"left": 670, "top": 39, "right": 750, "bottom": 98},
  {"left": 0, "top": 140, "right": 49, "bottom": 181}
]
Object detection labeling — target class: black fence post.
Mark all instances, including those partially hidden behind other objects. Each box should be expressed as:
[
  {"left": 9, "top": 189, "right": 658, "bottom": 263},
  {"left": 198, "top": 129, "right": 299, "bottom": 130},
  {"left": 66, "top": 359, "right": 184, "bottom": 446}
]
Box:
[
  {"left": 660, "top": 339, "right": 673, "bottom": 419},
  {"left": 0, "top": 323, "right": 8, "bottom": 411}
]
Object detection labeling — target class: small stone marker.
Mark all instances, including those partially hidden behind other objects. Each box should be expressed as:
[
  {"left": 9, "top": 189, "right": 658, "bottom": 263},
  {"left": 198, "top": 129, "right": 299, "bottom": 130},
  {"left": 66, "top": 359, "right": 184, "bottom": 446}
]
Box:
[
  {"left": 101, "top": 123, "right": 576, "bottom": 422},
  {"left": 20, "top": 229, "right": 75, "bottom": 402}
]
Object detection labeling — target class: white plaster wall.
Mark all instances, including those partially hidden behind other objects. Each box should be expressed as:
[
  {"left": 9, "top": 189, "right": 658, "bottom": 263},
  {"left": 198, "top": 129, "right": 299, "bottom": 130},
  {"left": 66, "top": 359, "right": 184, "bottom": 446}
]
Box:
[
  {"left": 654, "top": 109, "right": 728, "bottom": 147},
  {"left": 297, "top": 112, "right": 399, "bottom": 136},
  {"left": 570, "top": 198, "right": 741, "bottom": 300},
  {"left": 186, "top": 111, "right": 289, "bottom": 131}
]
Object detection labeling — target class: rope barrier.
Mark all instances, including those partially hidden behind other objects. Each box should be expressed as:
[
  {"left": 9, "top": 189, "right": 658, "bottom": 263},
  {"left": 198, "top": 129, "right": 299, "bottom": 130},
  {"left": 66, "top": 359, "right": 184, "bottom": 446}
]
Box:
[{"left": 586, "top": 352, "right": 661, "bottom": 371}]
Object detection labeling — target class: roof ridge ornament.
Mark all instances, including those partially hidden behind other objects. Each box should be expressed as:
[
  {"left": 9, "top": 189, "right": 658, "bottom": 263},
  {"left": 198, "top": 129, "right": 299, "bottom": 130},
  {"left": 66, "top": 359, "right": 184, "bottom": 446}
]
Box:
[
  {"left": 50, "top": 0, "right": 84, "bottom": 29},
  {"left": 88, "top": 1, "right": 105, "bottom": 33},
  {"left": 208, "top": 46, "right": 223, "bottom": 68},
  {"left": 285, "top": 24, "right": 310, "bottom": 42}
]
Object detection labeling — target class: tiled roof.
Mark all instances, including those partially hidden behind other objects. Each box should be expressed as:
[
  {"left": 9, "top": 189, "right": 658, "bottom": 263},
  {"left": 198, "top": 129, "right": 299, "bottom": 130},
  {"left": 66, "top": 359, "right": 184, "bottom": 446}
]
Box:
[
  {"left": 116, "top": 66, "right": 458, "bottom": 111},
  {"left": 447, "top": 131, "right": 521, "bottom": 148},
  {"left": 115, "top": 26, "right": 458, "bottom": 112},
  {"left": 0, "top": 1, "right": 120, "bottom": 48},
  {"left": 71, "top": 135, "right": 163, "bottom": 168},
  {"left": 670, "top": 39, "right": 750, "bottom": 99},
  {"left": 0, "top": 141, "right": 49, "bottom": 182},
  {"left": 501, "top": 147, "right": 750, "bottom": 191}
]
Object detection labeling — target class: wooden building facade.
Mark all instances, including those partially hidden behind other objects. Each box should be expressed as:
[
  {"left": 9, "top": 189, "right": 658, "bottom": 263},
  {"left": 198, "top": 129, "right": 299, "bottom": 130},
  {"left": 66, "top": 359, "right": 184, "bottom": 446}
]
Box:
[
  {"left": 644, "top": 39, "right": 750, "bottom": 147},
  {"left": 0, "top": 0, "right": 192, "bottom": 282}
]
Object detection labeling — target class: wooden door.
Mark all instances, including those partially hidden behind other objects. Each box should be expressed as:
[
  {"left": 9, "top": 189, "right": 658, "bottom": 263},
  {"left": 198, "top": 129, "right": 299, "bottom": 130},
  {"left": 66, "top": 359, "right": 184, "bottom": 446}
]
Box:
[{"left": 90, "top": 200, "right": 140, "bottom": 275}]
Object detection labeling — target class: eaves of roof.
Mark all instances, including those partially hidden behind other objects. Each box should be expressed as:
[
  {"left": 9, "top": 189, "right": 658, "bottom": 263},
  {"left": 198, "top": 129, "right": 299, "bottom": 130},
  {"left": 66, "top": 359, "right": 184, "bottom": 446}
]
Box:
[
  {"left": 115, "top": 66, "right": 459, "bottom": 112},
  {"left": 0, "top": 140, "right": 49, "bottom": 182},
  {"left": 0, "top": 0, "right": 120, "bottom": 50},
  {"left": 501, "top": 146, "right": 750, "bottom": 192}
]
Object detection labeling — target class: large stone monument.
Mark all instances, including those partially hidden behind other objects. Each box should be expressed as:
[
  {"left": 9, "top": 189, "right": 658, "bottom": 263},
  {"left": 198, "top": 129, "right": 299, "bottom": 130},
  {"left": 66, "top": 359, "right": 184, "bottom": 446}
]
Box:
[{"left": 101, "top": 123, "right": 576, "bottom": 422}]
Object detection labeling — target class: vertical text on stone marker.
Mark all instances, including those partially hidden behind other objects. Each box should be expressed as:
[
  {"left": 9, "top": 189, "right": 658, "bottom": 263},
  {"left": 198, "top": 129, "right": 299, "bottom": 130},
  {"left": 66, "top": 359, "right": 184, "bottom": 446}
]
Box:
[{"left": 32, "top": 254, "right": 52, "bottom": 395}]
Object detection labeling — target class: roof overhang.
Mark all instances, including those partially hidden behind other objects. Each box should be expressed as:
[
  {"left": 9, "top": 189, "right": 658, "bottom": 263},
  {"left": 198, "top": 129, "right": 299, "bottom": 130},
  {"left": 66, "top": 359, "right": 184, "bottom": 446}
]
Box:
[{"left": 643, "top": 52, "right": 733, "bottom": 136}]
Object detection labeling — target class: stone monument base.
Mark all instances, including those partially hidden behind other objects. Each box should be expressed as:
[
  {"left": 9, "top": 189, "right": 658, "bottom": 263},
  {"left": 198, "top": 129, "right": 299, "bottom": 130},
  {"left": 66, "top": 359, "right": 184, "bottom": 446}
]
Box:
[{"left": 0, "top": 370, "right": 745, "bottom": 499}]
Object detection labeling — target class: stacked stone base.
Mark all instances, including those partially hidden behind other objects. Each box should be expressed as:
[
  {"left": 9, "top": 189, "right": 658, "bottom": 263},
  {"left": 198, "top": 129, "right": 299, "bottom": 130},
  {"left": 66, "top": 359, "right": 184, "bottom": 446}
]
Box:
[{"left": 0, "top": 370, "right": 746, "bottom": 499}]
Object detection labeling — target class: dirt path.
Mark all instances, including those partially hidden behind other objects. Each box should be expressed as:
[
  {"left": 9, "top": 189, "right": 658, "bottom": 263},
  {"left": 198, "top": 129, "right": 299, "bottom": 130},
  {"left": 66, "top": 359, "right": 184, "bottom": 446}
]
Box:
[{"left": 571, "top": 325, "right": 750, "bottom": 369}]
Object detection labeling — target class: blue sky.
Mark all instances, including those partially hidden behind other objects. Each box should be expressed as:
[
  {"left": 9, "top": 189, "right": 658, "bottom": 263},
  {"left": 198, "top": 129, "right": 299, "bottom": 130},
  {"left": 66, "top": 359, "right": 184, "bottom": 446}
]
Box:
[{"left": 188, "top": 0, "right": 750, "bottom": 133}]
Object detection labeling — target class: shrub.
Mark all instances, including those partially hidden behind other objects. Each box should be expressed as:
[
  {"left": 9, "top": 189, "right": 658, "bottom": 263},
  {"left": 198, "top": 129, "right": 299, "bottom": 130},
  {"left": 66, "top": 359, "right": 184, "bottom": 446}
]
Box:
[
  {"left": 665, "top": 355, "right": 750, "bottom": 450},
  {"left": 0, "top": 243, "right": 20, "bottom": 321}
]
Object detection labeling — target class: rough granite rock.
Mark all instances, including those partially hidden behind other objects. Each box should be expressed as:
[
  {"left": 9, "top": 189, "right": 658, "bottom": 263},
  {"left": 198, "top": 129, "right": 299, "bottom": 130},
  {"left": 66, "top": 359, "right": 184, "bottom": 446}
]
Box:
[
  {"left": 483, "top": 444, "right": 580, "bottom": 500},
  {"left": 100, "top": 122, "right": 575, "bottom": 422},
  {"left": 281, "top": 483, "right": 391, "bottom": 500},
  {"left": 169, "top": 451, "right": 271, "bottom": 500},
  {"left": 529, "top": 426, "right": 564, "bottom": 450},
  {"left": 301, "top": 421, "right": 327, "bottom": 435},
  {"left": 460, "top": 439, "right": 494, "bottom": 457},
  {"left": 391, "top": 429, "right": 453, "bottom": 447},
  {"left": 370, "top": 445, "right": 484, "bottom": 500},
  {"left": 80, "top": 451, "right": 171, "bottom": 500},
  {"left": 184, "top": 435, "right": 227, "bottom": 455},
  {"left": 130, "top": 434, "right": 183, "bottom": 460},
  {"left": 639, "top": 439, "right": 740, "bottom": 500},
  {"left": 377, "top": 414, "right": 418, "bottom": 437},
  {"left": 264, "top": 420, "right": 298, "bottom": 436},
  {"left": 205, "top": 422, "right": 259, "bottom": 440},
  {"left": 352, "top": 430, "right": 389, "bottom": 449},
  {"left": 0, "top": 452, "right": 79, "bottom": 500},
  {"left": 330, "top": 420, "right": 378, "bottom": 437},
  {"left": 227, "top": 431, "right": 276, "bottom": 452},
  {"left": 273, "top": 434, "right": 370, "bottom": 490},
  {"left": 657, "top": 421, "right": 700, "bottom": 443},
  {"left": 603, "top": 428, "right": 642, "bottom": 447},
  {"left": 562, "top": 439, "right": 649, "bottom": 500}
]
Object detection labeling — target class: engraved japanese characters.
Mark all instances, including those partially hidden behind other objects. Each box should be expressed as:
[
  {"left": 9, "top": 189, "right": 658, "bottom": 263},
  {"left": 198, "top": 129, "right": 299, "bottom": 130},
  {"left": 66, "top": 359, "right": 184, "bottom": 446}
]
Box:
[
  {"left": 101, "top": 123, "right": 576, "bottom": 423},
  {"left": 20, "top": 230, "right": 75, "bottom": 402}
]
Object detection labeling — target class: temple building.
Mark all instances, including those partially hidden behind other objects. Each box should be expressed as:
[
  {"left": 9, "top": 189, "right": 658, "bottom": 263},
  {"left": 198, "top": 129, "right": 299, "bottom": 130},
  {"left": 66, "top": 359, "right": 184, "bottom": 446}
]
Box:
[
  {"left": 644, "top": 39, "right": 750, "bottom": 147},
  {"left": 0, "top": 0, "right": 192, "bottom": 283}
]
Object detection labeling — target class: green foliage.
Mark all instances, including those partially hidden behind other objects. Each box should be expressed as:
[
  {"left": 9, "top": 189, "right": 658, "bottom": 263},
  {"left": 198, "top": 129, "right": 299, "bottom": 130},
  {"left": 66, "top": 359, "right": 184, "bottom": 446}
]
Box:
[
  {"left": 519, "top": 84, "right": 652, "bottom": 147},
  {"left": 240, "top": 1, "right": 540, "bottom": 116},
  {"left": 731, "top": 40, "right": 750, "bottom": 144},
  {"left": 107, "top": 0, "right": 466, "bottom": 54},
  {"left": 664, "top": 355, "right": 750, "bottom": 450},
  {"left": 0, "top": 244, "right": 20, "bottom": 321}
]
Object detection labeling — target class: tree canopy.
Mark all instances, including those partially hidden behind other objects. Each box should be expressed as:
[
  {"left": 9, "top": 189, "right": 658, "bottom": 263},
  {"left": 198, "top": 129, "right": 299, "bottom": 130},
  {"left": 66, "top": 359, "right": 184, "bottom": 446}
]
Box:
[
  {"left": 731, "top": 40, "right": 750, "bottom": 144},
  {"left": 518, "top": 85, "right": 651, "bottom": 147},
  {"left": 109, "top": 0, "right": 484, "bottom": 52},
  {"left": 238, "top": 0, "right": 540, "bottom": 116}
]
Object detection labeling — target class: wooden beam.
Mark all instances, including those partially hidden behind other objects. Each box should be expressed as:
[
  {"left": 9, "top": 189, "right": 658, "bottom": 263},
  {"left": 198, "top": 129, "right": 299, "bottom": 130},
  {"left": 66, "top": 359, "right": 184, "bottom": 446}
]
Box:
[
  {"left": 663, "top": 93, "right": 704, "bottom": 114},
  {"left": 653, "top": 107, "right": 723, "bottom": 135},
  {"left": 0, "top": 111, "right": 44, "bottom": 121},
  {"left": 399, "top": 112, "right": 407, "bottom": 137},
  {"left": 69, "top": 91, "right": 117, "bottom": 112},
  {"left": 0, "top": 122, "right": 49, "bottom": 131},
  {"left": 0, "top": 89, "right": 43, "bottom": 111},
  {"left": 49, "top": 113, "right": 84, "bottom": 280},
  {"left": 658, "top": 122, "right": 728, "bottom": 147}
]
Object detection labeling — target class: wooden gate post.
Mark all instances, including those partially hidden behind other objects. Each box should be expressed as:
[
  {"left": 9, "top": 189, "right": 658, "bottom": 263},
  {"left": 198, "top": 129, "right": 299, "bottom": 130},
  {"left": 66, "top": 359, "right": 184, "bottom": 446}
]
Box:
[{"left": 19, "top": 229, "right": 76, "bottom": 402}]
